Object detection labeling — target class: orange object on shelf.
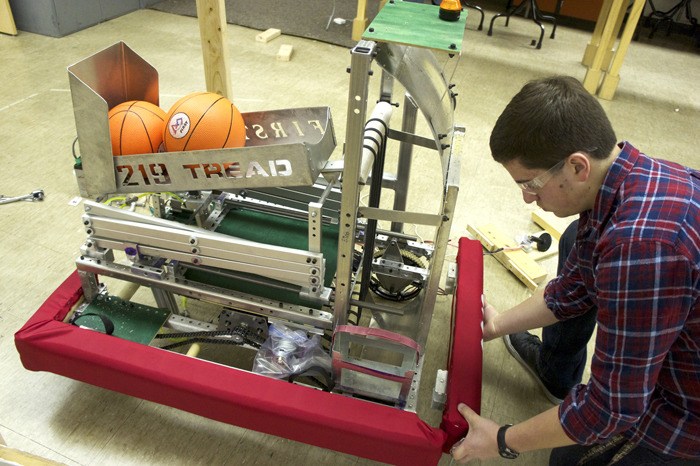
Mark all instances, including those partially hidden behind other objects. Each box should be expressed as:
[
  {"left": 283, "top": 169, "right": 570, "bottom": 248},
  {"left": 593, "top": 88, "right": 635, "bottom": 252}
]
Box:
[{"left": 439, "top": 0, "right": 462, "bottom": 21}]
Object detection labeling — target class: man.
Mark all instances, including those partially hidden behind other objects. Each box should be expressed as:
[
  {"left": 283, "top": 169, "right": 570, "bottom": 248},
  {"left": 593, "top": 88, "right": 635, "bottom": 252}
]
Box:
[{"left": 451, "top": 76, "right": 700, "bottom": 464}]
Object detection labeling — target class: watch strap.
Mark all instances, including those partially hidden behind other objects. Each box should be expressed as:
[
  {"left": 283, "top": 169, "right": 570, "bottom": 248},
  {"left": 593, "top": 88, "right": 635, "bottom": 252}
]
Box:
[{"left": 497, "top": 424, "right": 519, "bottom": 459}]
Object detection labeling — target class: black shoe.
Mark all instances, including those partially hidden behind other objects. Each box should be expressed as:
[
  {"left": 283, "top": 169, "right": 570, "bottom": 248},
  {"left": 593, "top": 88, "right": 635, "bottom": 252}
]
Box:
[{"left": 503, "top": 332, "right": 565, "bottom": 404}]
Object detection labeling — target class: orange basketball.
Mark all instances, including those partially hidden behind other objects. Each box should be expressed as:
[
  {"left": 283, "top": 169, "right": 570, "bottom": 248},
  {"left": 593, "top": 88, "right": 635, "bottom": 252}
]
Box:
[
  {"left": 163, "top": 92, "right": 246, "bottom": 152},
  {"left": 108, "top": 100, "right": 166, "bottom": 156}
]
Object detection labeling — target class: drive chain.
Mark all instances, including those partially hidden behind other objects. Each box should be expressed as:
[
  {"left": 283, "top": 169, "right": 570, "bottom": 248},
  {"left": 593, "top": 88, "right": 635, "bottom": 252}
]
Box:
[{"left": 156, "top": 327, "right": 265, "bottom": 350}]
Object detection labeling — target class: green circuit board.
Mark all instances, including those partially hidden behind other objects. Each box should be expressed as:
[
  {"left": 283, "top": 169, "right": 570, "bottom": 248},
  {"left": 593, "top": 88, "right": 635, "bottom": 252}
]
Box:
[{"left": 76, "top": 294, "right": 170, "bottom": 344}]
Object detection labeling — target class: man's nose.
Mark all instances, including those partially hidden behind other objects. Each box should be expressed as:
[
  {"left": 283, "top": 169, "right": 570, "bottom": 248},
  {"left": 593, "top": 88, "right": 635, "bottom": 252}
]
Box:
[{"left": 522, "top": 191, "right": 538, "bottom": 203}]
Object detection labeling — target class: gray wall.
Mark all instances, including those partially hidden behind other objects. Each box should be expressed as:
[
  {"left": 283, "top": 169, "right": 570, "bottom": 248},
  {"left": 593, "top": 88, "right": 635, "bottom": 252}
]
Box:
[{"left": 9, "top": 0, "right": 163, "bottom": 37}]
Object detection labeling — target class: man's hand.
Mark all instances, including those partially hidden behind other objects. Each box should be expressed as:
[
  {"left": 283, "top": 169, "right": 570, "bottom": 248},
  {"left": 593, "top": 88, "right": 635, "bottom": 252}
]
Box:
[
  {"left": 482, "top": 297, "right": 499, "bottom": 341},
  {"left": 450, "top": 403, "right": 501, "bottom": 463}
]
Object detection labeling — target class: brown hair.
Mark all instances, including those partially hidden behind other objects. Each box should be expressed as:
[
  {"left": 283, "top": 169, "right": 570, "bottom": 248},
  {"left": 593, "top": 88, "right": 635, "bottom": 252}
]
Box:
[{"left": 490, "top": 76, "right": 617, "bottom": 169}]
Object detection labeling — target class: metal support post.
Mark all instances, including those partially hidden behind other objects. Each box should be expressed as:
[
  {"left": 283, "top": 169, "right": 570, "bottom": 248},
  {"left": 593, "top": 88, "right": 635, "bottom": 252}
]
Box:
[
  {"left": 333, "top": 41, "right": 376, "bottom": 327},
  {"left": 391, "top": 93, "right": 418, "bottom": 233}
]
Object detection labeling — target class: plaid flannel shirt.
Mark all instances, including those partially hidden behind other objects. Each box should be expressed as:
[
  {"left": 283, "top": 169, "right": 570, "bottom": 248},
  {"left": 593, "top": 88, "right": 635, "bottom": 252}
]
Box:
[{"left": 545, "top": 142, "right": 700, "bottom": 458}]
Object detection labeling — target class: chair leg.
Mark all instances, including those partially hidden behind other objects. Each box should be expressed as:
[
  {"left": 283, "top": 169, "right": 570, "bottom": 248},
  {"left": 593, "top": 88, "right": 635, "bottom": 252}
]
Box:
[
  {"left": 529, "top": 0, "right": 558, "bottom": 36},
  {"left": 646, "top": 0, "right": 692, "bottom": 38},
  {"left": 488, "top": 0, "right": 530, "bottom": 36},
  {"left": 684, "top": 0, "right": 697, "bottom": 35},
  {"left": 489, "top": 0, "right": 558, "bottom": 47},
  {"left": 463, "top": 3, "right": 485, "bottom": 30},
  {"left": 532, "top": 17, "right": 546, "bottom": 48}
]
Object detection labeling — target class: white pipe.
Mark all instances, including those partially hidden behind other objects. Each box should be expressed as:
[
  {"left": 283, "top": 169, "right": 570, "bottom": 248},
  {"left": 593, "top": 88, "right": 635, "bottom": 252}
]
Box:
[{"left": 359, "top": 101, "right": 394, "bottom": 184}]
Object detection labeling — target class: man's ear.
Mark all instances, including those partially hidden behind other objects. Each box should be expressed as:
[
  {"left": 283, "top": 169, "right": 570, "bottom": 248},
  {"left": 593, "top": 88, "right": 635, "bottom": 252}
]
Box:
[{"left": 568, "top": 152, "right": 591, "bottom": 180}]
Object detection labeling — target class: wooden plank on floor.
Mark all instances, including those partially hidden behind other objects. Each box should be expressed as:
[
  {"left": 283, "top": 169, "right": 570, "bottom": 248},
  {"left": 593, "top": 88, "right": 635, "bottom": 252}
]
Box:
[
  {"left": 0, "top": 445, "right": 66, "bottom": 465},
  {"left": 0, "top": 0, "right": 17, "bottom": 35},
  {"left": 531, "top": 209, "right": 577, "bottom": 241},
  {"left": 276, "top": 44, "right": 293, "bottom": 61},
  {"left": 256, "top": 28, "right": 281, "bottom": 43},
  {"left": 467, "top": 224, "right": 548, "bottom": 290}
]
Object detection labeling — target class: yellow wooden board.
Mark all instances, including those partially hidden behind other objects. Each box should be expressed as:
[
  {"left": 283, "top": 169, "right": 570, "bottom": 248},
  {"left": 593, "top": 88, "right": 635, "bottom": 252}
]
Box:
[
  {"left": 467, "top": 224, "right": 548, "bottom": 290},
  {"left": 531, "top": 209, "right": 577, "bottom": 241},
  {"left": 0, "top": 0, "right": 17, "bottom": 36},
  {"left": 0, "top": 445, "right": 67, "bottom": 465},
  {"left": 196, "top": 0, "right": 231, "bottom": 99}
]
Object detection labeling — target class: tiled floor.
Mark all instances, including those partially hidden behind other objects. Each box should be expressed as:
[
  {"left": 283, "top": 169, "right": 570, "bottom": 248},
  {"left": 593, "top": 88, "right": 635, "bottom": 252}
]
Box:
[{"left": 0, "top": 5, "right": 697, "bottom": 466}]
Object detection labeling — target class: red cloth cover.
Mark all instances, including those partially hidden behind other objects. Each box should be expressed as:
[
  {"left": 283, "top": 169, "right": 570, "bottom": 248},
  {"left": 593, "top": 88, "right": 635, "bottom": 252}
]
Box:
[
  {"left": 15, "top": 239, "right": 483, "bottom": 465},
  {"left": 440, "top": 238, "right": 484, "bottom": 449}
]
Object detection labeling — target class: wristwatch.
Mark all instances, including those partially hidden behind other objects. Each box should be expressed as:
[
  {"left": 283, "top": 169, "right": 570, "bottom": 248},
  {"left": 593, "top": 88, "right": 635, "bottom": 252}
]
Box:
[{"left": 497, "top": 424, "right": 520, "bottom": 459}]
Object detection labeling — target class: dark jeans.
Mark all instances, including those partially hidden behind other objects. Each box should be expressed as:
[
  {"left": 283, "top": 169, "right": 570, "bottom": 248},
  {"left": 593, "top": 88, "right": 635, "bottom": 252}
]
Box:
[
  {"left": 550, "top": 438, "right": 700, "bottom": 465},
  {"left": 538, "top": 219, "right": 598, "bottom": 399}
]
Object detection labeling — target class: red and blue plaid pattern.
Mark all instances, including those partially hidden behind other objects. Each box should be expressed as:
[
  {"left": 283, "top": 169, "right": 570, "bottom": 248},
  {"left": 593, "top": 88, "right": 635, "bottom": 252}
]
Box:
[{"left": 545, "top": 142, "right": 700, "bottom": 458}]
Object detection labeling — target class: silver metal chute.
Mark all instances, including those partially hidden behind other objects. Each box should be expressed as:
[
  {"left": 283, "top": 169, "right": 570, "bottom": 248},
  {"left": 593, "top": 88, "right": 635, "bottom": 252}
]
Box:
[
  {"left": 374, "top": 42, "right": 456, "bottom": 176},
  {"left": 69, "top": 42, "right": 337, "bottom": 198}
]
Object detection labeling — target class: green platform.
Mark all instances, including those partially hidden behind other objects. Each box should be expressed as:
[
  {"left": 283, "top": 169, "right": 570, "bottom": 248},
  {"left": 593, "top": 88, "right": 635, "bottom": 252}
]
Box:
[{"left": 362, "top": 0, "right": 466, "bottom": 53}]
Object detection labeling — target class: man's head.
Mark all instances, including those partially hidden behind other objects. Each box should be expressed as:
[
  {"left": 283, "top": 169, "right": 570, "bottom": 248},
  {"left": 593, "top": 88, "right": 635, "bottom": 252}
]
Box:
[
  {"left": 490, "top": 75, "right": 616, "bottom": 169},
  {"left": 490, "top": 76, "right": 618, "bottom": 216}
]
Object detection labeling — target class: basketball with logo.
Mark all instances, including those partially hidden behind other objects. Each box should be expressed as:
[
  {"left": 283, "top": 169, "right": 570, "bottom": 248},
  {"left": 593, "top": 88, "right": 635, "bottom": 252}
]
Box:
[
  {"left": 163, "top": 92, "right": 246, "bottom": 152},
  {"left": 108, "top": 100, "right": 166, "bottom": 155}
]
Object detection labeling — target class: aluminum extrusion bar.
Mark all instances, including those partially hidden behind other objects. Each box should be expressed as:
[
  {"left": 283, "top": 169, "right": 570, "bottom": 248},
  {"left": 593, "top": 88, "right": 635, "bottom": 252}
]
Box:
[
  {"left": 333, "top": 41, "right": 376, "bottom": 327},
  {"left": 357, "top": 207, "right": 442, "bottom": 226},
  {"left": 83, "top": 203, "right": 325, "bottom": 265},
  {"left": 75, "top": 257, "right": 333, "bottom": 328},
  {"left": 86, "top": 236, "right": 320, "bottom": 289},
  {"left": 240, "top": 184, "right": 342, "bottom": 218},
  {"left": 392, "top": 92, "right": 418, "bottom": 234},
  {"left": 85, "top": 216, "right": 321, "bottom": 270},
  {"left": 414, "top": 127, "right": 464, "bottom": 347}
]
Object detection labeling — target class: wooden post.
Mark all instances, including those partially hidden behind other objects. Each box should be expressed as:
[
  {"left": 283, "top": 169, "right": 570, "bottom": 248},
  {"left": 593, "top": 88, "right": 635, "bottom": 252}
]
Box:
[
  {"left": 0, "top": 0, "right": 17, "bottom": 35},
  {"left": 582, "top": 0, "right": 613, "bottom": 67},
  {"left": 196, "top": 0, "right": 231, "bottom": 99},
  {"left": 353, "top": 0, "right": 387, "bottom": 41},
  {"left": 352, "top": 0, "right": 369, "bottom": 41},
  {"left": 598, "top": 0, "right": 645, "bottom": 100},
  {"left": 582, "top": 0, "right": 624, "bottom": 95}
]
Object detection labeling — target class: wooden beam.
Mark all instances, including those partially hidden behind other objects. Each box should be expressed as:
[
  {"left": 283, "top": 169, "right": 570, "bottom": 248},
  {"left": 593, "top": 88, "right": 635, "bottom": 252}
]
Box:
[
  {"left": 0, "top": 0, "right": 17, "bottom": 36},
  {"left": 598, "top": 0, "right": 646, "bottom": 100},
  {"left": 467, "top": 224, "right": 548, "bottom": 291},
  {"left": 277, "top": 44, "right": 293, "bottom": 61},
  {"left": 196, "top": 0, "right": 231, "bottom": 99},
  {"left": 531, "top": 209, "right": 576, "bottom": 241},
  {"left": 352, "top": 0, "right": 369, "bottom": 41},
  {"left": 0, "top": 445, "right": 66, "bottom": 465},
  {"left": 256, "top": 28, "right": 281, "bottom": 43}
]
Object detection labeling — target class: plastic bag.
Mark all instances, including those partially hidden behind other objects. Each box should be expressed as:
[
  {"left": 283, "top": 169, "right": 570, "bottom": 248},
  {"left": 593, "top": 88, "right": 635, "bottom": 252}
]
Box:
[{"left": 252, "top": 323, "right": 332, "bottom": 381}]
